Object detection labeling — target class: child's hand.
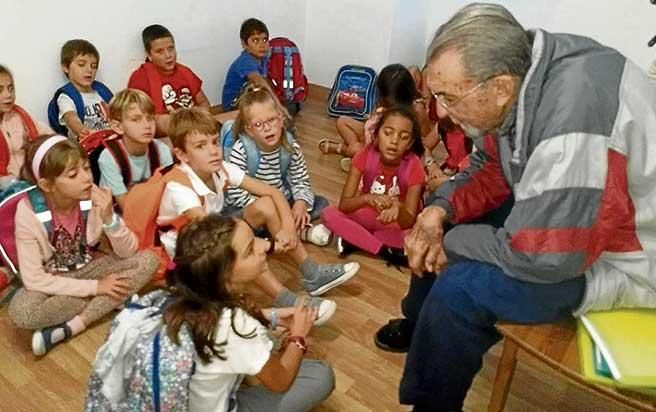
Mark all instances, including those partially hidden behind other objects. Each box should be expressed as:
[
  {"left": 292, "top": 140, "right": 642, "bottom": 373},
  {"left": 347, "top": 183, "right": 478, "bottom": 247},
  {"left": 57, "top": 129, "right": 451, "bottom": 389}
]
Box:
[
  {"left": 366, "top": 194, "right": 393, "bottom": 211},
  {"left": 91, "top": 185, "right": 114, "bottom": 225},
  {"left": 289, "top": 298, "right": 317, "bottom": 338},
  {"left": 377, "top": 198, "right": 400, "bottom": 224},
  {"left": 77, "top": 128, "right": 91, "bottom": 141},
  {"left": 97, "top": 273, "right": 131, "bottom": 300},
  {"left": 291, "top": 200, "right": 310, "bottom": 231},
  {"left": 274, "top": 228, "right": 298, "bottom": 253}
]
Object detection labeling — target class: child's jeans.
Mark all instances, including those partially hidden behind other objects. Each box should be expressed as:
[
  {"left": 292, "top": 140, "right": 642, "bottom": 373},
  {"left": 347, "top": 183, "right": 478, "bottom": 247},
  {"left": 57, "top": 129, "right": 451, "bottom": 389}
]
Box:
[
  {"left": 237, "top": 359, "right": 335, "bottom": 412},
  {"left": 321, "top": 206, "right": 406, "bottom": 254}
]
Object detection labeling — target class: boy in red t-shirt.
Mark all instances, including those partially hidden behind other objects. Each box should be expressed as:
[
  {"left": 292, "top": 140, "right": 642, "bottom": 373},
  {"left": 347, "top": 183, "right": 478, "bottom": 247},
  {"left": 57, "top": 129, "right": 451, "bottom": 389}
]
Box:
[{"left": 128, "top": 24, "right": 211, "bottom": 136}]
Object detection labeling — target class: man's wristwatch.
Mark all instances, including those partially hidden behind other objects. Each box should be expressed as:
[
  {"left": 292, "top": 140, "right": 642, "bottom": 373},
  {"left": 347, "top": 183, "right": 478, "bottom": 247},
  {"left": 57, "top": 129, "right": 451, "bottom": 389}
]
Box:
[{"left": 287, "top": 336, "right": 308, "bottom": 354}]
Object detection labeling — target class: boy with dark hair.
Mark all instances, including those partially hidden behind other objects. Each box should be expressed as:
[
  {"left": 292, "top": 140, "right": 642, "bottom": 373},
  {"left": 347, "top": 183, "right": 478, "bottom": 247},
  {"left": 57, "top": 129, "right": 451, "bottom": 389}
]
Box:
[
  {"left": 127, "top": 24, "right": 211, "bottom": 136},
  {"left": 98, "top": 89, "right": 173, "bottom": 210},
  {"left": 50, "top": 39, "right": 113, "bottom": 140},
  {"left": 222, "top": 18, "right": 287, "bottom": 115}
]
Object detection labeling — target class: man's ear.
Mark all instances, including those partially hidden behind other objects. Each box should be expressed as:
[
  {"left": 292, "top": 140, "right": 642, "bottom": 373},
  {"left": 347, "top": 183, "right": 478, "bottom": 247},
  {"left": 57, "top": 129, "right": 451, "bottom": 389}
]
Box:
[
  {"left": 173, "top": 146, "right": 188, "bottom": 164},
  {"left": 491, "top": 75, "right": 516, "bottom": 107},
  {"left": 109, "top": 119, "right": 124, "bottom": 135}
]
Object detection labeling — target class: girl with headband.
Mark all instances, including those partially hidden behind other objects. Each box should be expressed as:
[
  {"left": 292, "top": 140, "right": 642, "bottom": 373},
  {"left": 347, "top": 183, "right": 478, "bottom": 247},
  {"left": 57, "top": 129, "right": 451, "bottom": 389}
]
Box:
[{"left": 7, "top": 135, "right": 158, "bottom": 355}]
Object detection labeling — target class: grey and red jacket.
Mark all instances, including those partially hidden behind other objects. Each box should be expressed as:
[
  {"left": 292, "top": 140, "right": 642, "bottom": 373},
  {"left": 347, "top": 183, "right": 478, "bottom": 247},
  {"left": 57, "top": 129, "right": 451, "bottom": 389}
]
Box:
[{"left": 429, "top": 29, "right": 656, "bottom": 314}]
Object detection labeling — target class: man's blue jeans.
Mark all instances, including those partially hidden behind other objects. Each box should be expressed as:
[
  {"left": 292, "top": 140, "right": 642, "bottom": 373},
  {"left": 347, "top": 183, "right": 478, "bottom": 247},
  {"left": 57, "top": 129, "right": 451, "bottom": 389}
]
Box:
[{"left": 398, "top": 260, "right": 586, "bottom": 411}]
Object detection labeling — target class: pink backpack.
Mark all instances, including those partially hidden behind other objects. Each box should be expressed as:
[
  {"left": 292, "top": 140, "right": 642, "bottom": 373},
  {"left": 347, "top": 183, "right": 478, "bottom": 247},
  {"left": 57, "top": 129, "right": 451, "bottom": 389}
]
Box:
[{"left": 0, "top": 185, "right": 32, "bottom": 303}]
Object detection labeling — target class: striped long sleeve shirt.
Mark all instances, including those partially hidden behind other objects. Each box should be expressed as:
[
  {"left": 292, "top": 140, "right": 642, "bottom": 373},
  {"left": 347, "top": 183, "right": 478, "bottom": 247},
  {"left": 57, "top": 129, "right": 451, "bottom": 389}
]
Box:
[{"left": 226, "top": 139, "right": 315, "bottom": 209}]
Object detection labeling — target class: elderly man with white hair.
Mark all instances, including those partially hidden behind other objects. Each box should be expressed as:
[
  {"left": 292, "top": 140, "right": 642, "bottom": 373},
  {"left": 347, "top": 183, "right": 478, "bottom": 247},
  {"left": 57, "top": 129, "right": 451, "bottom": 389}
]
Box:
[{"left": 373, "top": 3, "right": 656, "bottom": 411}]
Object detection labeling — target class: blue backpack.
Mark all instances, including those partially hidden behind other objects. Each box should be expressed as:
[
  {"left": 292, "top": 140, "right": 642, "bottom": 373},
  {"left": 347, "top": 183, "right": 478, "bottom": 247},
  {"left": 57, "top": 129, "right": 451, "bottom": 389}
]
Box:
[
  {"left": 85, "top": 290, "right": 196, "bottom": 412},
  {"left": 47, "top": 81, "right": 113, "bottom": 136},
  {"left": 219, "top": 119, "right": 296, "bottom": 188},
  {"left": 327, "top": 65, "right": 377, "bottom": 121}
]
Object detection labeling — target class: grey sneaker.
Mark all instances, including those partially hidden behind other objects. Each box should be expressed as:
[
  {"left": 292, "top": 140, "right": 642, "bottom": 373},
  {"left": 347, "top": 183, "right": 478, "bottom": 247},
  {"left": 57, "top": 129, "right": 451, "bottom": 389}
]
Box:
[{"left": 303, "top": 261, "right": 359, "bottom": 296}]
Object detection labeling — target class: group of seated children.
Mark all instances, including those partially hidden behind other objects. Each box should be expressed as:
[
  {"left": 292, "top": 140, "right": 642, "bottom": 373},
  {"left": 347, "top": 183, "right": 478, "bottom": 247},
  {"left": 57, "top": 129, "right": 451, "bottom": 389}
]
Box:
[{"left": 0, "top": 15, "right": 471, "bottom": 411}]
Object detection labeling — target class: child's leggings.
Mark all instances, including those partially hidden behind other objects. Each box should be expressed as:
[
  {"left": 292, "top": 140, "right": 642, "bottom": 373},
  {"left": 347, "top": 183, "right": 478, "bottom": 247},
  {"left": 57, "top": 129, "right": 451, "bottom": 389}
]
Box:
[
  {"left": 237, "top": 359, "right": 335, "bottom": 412},
  {"left": 8, "top": 251, "right": 158, "bottom": 330},
  {"left": 321, "top": 206, "right": 406, "bottom": 255}
]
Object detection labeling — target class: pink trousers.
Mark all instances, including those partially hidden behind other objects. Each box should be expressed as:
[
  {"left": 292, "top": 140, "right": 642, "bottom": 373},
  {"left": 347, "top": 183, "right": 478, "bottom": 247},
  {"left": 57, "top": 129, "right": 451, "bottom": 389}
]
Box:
[{"left": 322, "top": 206, "right": 406, "bottom": 255}]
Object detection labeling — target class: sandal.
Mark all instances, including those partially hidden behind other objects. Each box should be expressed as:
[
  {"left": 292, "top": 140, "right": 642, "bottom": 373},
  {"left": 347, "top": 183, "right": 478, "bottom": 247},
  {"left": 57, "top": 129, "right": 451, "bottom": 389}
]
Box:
[{"left": 318, "top": 139, "right": 343, "bottom": 155}]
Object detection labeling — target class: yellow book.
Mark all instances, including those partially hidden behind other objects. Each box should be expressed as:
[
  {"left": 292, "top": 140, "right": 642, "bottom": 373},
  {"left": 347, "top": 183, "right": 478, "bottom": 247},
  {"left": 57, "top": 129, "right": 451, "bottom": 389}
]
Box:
[{"left": 579, "top": 309, "right": 656, "bottom": 388}]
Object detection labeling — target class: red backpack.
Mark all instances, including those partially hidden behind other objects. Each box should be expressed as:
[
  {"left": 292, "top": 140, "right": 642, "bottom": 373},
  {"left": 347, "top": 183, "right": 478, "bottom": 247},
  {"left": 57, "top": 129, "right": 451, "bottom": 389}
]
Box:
[{"left": 267, "top": 37, "right": 308, "bottom": 105}]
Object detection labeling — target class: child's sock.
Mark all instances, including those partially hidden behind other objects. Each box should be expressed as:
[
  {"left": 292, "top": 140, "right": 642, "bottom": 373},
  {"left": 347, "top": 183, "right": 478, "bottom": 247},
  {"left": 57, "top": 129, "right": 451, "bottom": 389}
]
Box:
[{"left": 272, "top": 287, "right": 337, "bottom": 326}]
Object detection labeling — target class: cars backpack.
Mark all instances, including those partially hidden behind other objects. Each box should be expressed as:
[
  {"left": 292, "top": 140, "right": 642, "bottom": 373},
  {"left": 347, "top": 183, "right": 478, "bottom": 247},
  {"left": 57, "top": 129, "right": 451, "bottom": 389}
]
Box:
[
  {"left": 327, "top": 65, "right": 377, "bottom": 121},
  {"left": 85, "top": 289, "right": 196, "bottom": 412},
  {"left": 267, "top": 37, "right": 308, "bottom": 113},
  {"left": 47, "top": 81, "right": 113, "bottom": 136}
]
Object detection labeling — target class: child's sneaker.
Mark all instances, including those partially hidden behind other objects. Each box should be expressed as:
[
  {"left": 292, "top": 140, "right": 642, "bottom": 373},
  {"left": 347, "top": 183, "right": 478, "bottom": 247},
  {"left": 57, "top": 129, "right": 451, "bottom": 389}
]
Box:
[
  {"left": 302, "top": 261, "right": 360, "bottom": 297},
  {"left": 32, "top": 322, "right": 73, "bottom": 356},
  {"left": 336, "top": 236, "right": 358, "bottom": 257},
  {"left": 302, "top": 224, "right": 333, "bottom": 247},
  {"left": 306, "top": 296, "right": 337, "bottom": 326}
]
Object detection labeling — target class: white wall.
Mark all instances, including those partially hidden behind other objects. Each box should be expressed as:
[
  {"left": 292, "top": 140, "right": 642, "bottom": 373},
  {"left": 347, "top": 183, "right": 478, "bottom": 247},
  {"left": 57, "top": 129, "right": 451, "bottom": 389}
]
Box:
[
  {"left": 3, "top": 0, "right": 655, "bottom": 119},
  {"left": 425, "top": 1, "right": 656, "bottom": 71},
  {"left": 1, "top": 0, "right": 305, "bottom": 118}
]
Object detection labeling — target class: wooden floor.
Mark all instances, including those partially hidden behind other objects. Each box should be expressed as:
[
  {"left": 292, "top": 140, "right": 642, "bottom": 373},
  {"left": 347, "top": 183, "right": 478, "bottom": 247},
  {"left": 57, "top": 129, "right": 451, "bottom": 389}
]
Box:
[{"left": 0, "top": 86, "right": 637, "bottom": 412}]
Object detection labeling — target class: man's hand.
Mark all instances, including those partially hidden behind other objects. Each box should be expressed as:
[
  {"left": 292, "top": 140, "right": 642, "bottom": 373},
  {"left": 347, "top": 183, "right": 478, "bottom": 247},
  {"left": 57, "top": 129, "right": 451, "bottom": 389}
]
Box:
[{"left": 404, "top": 206, "right": 448, "bottom": 275}]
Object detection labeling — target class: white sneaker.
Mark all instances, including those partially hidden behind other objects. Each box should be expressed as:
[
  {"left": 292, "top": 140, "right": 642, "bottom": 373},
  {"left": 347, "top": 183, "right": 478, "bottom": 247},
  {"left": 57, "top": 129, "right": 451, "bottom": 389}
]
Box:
[
  {"left": 313, "top": 298, "right": 337, "bottom": 326},
  {"left": 305, "top": 224, "right": 332, "bottom": 246}
]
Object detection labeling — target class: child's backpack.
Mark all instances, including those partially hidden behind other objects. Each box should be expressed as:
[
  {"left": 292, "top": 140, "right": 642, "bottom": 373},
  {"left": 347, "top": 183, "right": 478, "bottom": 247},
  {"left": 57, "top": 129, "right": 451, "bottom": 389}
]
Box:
[
  {"left": 267, "top": 37, "right": 308, "bottom": 114},
  {"left": 327, "top": 65, "right": 378, "bottom": 121},
  {"left": 0, "top": 105, "right": 39, "bottom": 176},
  {"left": 122, "top": 165, "right": 194, "bottom": 283},
  {"left": 219, "top": 119, "right": 296, "bottom": 187},
  {"left": 85, "top": 289, "right": 196, "bottom": 412},
  {"left": 0, "top": 184, "right": 92, "bottom": 304},
  {"left": 47, "top": 81, "right": 113, "bottom": 136},
  {"left": 82, "top": 131, "right": 162, "bottom": 186}
]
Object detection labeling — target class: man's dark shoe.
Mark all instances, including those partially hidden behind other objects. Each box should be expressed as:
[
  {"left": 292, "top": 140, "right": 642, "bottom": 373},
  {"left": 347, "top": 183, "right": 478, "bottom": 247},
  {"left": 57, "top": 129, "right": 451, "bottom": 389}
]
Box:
[
  {"left": 374, "top": 318, "right": 413, "bottom": 353},
  {"left": 379, "top": 247, "right": 409, "bottom": 268}
]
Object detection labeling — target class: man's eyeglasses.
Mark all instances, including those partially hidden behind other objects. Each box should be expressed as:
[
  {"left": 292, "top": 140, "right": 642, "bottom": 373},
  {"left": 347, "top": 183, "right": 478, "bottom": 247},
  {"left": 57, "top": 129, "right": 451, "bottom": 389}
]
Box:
[
  {"left": 248, "top": 115, "right": 282, "bottom": 132},
  {"left": 433, "top": 78, "right": 491, "bottom": 111}
]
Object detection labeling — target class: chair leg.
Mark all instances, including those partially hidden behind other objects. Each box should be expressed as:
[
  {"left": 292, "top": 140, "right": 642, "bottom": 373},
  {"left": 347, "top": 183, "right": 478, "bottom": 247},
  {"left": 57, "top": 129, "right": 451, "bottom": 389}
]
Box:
[{"left": 488, "top": 338, "right": 519, "bottom": 412}]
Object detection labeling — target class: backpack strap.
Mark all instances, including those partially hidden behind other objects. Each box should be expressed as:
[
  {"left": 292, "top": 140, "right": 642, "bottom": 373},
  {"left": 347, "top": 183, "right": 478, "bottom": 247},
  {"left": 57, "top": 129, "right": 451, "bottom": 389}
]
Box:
[
  {"left": 26, "top": 187, "right": 93, "bottom": 240},
  {"left": 147, "top": 141, "right": 161, "bottom": 177},
  {"left": 103, "top": 139, "right": 132, "bottom": 188},
  {"left": 47, "top": 83, "right": 83, "bottom": 135},
  {"left": 12, "top": 105, "right": 39, "bottom": 140},
  {"left": 239, "top": 135, "right": 262, "bottom": 177},
  {"left": 91, "top": 81, "right": 113, "bottom": 103}
]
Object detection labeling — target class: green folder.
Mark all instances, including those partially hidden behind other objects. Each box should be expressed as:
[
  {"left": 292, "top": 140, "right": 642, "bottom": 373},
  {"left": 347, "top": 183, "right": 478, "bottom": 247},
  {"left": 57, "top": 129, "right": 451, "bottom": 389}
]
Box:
[{"left": 577, "top": 310, "right": 656, "bottom": 397}]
